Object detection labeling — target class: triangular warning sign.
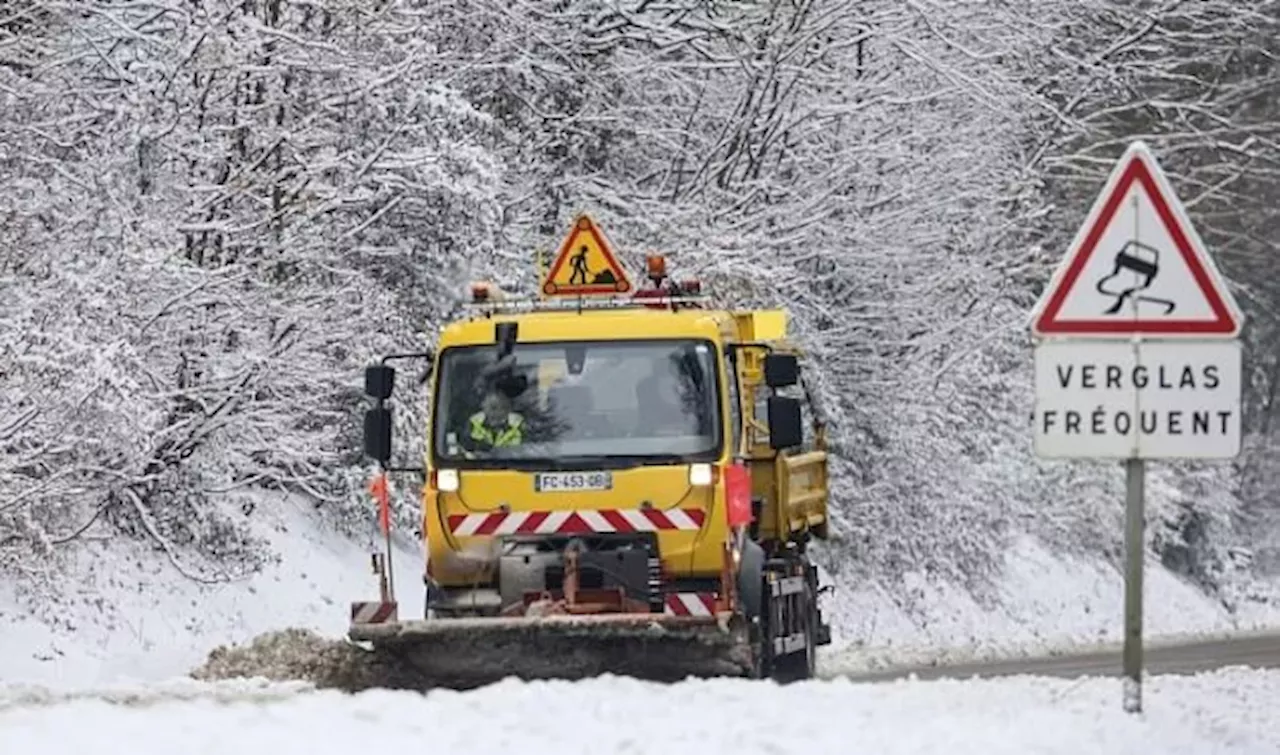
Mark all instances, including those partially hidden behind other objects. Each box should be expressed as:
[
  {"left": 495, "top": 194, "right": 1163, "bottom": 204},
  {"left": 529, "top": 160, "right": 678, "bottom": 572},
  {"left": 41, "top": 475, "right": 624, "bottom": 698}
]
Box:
[
  {"left": 541, "top": 215, "right": 633, "bottom": 297},
  {"left": 1030, "top": 141, "right": 1243, "bottom": 338}
]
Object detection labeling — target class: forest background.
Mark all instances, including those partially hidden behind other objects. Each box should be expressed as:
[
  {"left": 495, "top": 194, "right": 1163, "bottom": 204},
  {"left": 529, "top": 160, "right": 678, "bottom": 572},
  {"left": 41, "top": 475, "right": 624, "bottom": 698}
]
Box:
[{"left": 2, "top": 0, "right": 1277, "bottom": 625}]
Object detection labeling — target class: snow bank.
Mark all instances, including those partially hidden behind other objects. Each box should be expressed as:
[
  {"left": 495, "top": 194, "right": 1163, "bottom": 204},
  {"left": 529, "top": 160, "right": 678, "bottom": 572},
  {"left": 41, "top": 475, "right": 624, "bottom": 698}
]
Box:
[
  {"left": 0, "top": 495, "right": 422, "bottom": 688},
  {"left": 819, "top": 535, "right": 1280, "bottom": 674},
  {"left": 4, "top": 511, "right": 1278, "bottom": 688},
  {"left": 2, "top": 669, "right": 1278, "bottom": 754}
]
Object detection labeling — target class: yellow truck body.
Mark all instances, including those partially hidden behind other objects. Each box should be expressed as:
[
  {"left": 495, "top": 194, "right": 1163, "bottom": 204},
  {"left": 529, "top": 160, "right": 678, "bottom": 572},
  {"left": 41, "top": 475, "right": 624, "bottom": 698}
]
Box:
[{"left": 425, "top": 307, "right": 815, "bottom": 586}]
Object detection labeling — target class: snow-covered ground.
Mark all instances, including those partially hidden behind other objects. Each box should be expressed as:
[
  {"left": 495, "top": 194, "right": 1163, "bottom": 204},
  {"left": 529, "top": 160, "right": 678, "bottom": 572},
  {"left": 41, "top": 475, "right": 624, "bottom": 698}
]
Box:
[
  {"left": 2, "top": 494, "right": 1278, "bottom": 754},
  {"left": 0, "top": 496, "right": 423, "bottom": 688},
  {"left": 1, "top": 493, "right": 1278, "bottom": 687},
  {"left": 3, "top": 669, "right": 1278, "bottom": 754},
  {"left": 819, "top": 535, "right": 1280, "bottom": 674}
]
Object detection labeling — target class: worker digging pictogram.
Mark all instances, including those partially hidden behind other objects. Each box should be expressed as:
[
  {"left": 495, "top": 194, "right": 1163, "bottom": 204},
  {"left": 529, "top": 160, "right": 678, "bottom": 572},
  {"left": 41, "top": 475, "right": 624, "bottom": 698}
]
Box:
[
  {"left": 568, "top": 244, "right": 618, "bottom": 286},
  {"left": 1094, "top": 239, "right": 1177, "bottom": 316}
]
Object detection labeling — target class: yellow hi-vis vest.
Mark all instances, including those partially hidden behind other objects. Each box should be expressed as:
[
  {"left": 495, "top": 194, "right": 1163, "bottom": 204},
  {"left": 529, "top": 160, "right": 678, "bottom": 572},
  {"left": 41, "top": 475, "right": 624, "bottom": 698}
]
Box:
[{"left": 469, "top": 412, "right": 524, "bottom": 447}]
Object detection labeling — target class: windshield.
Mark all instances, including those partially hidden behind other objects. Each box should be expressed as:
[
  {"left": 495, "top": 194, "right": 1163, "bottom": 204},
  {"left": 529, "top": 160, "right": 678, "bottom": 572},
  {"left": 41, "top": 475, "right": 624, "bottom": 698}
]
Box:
[{"left": 431, "top": 338, "right": 723, "bottom": 468}]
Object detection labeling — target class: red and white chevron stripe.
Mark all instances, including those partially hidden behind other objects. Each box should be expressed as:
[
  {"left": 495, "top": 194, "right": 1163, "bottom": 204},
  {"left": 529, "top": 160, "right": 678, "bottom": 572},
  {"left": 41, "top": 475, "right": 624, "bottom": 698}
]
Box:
[
  {"left": 447, "top": 508, "right": 706, "bottom": 537},
  {"left": 664, "top": 592, "right": 718, "bottom": 617},
  {"left": 350, "top": 601, "right": 397, "bottom": 624}
]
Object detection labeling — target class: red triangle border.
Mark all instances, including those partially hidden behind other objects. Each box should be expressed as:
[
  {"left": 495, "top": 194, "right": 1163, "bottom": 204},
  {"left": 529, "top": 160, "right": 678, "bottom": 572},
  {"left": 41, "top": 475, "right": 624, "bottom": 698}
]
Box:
[
  {"left": 543, "top": 216, "right": 632, "bottom": 296},
  {"left": 1033, "top": 155, "right": 1237, "bottom": 335}
]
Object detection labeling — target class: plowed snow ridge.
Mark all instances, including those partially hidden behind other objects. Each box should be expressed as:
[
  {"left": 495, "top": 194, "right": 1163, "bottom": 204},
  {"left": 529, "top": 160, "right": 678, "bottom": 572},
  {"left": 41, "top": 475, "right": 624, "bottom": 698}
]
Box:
[
  {"left": 188, "top": 628, "right": 397, "bottom": 692},
  {"left": 2, "top": 669, "right": 1278, "bottom": 754},
  {"left": 0, "top": 678, "right": 315, "bottom": 712}
]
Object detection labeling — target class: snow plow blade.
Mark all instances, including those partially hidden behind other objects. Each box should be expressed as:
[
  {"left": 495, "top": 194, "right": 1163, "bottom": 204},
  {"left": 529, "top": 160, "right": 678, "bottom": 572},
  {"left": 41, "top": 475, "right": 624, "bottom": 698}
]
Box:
[{"left": 348, "top": 613, "right": 756, "bottom": 689}]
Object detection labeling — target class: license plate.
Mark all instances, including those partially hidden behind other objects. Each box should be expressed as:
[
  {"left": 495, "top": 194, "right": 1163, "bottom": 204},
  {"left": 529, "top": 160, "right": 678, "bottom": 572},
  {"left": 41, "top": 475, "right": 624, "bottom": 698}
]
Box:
[{"left": 534, "top": 471, "right": 613, "bottom": 492}]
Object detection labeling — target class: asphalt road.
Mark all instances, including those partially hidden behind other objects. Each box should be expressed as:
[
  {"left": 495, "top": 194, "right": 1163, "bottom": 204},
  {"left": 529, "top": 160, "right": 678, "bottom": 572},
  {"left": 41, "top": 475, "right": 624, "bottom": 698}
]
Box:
[{"left": 843, "top": 632, "right": 1280, "bottom": 683}]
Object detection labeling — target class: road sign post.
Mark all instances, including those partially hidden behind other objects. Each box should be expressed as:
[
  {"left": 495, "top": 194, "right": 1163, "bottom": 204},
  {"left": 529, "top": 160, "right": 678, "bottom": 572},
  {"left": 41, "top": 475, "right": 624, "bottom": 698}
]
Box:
[
  {"left": 1123, "top": 455, "right": 1145, "bottom": 713},
  {"left": 1028, "top": 141, "right": 1244, "bottom": 714}
]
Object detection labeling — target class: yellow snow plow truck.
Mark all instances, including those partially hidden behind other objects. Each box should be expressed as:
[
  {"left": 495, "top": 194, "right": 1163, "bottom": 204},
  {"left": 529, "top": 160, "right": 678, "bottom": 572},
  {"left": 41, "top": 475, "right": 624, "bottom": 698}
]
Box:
[{"left": 350, "top": 215, "right": 832, "bottom": 687}]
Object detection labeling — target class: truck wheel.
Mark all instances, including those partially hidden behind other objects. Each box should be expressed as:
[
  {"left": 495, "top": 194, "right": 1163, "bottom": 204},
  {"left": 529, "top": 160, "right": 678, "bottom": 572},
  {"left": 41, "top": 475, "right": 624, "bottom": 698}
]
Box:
[
  {"left": 769, "top": 582, "right": 816, "bottom": 683},
  {"left": 737, "top": 540, "right": 765, "bottom": 620}
]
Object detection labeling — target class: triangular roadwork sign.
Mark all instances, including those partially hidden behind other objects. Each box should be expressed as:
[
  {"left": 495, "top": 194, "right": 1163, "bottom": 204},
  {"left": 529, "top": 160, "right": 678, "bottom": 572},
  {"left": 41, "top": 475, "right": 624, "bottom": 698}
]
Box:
[
  {"left": 1030, "top": 141, "right": 1243, "bottom": 338},
  {"left": 541, "top": 214, "right": 633, "bottom": 297}
]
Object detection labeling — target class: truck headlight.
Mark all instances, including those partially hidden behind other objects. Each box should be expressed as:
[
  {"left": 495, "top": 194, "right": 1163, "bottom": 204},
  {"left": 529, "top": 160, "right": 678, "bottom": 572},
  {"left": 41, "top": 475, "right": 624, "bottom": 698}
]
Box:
[
  {"left": 689, "top": 463, "right": 714, "bottom": 486},
  {"left": 436, "top": 468, "right": 459, "bottom": 492}
]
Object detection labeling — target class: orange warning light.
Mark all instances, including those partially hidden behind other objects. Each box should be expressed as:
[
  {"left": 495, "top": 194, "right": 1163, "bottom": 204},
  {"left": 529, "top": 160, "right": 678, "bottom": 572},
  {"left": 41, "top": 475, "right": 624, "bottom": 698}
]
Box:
[{"left": 646, "top": 254, "right": 666, "bottom": 281}]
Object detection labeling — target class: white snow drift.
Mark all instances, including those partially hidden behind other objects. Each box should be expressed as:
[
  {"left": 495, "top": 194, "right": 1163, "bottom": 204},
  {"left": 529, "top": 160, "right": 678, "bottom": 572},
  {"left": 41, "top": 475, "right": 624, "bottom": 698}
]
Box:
[{"left": 2, "top": 669, "right": 1278, "bottom": 755}]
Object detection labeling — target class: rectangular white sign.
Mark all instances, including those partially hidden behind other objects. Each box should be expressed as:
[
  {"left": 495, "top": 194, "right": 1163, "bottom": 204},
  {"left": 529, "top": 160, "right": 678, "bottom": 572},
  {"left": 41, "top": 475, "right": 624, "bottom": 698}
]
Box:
[{"left": 1033, "top": 340, "right": 1242, "bottom": 459}]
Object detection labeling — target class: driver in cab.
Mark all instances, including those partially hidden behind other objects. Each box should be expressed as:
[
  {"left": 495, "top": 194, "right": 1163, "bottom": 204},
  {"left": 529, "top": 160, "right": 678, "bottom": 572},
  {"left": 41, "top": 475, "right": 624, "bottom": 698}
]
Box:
[{"left": 466, "top": 392, "right": 525, "bottom": 452}]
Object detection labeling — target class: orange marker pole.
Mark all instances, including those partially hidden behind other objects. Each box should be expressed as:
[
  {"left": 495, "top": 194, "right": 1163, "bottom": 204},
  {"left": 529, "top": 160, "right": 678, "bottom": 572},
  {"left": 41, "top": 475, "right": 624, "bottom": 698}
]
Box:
[{"left": 369, "top": 472, "right": 395, "bottom": 601}]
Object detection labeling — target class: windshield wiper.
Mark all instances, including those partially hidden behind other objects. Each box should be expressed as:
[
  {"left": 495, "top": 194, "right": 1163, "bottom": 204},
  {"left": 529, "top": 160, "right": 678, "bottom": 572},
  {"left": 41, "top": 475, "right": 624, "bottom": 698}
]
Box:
[
  {"left": 540, "top": 456, "right": 641, "bottom": 471},
  {"left": 544, "top": 454, "right": 710, "bottom": 469},
  {"left": 632, "top": 453, "right": 701, "bottom": 465},
  {"left": 443, "top": 454, "right": 709, "bottom": 471}
]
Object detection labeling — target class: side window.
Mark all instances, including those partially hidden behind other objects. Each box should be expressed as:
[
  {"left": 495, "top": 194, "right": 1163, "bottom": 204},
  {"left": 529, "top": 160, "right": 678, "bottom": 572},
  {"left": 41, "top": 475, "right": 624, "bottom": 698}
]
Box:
[{"left": 725, "top": 354, "right": 743, "bottom": 455}]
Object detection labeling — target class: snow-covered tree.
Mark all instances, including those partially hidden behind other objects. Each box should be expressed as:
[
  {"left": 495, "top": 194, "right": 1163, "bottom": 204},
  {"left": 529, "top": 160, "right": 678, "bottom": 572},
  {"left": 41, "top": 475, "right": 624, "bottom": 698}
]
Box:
[{"left": 0, "top": 0, "right": 1275, "bottom": 618}]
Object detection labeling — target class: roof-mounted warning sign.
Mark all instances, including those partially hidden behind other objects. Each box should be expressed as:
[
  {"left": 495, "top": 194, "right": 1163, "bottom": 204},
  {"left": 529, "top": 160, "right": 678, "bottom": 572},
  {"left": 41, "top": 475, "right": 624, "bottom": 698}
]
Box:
[
  {"left": 1029, "top": 141, "right": 1243, "bottom": 338},
  {"left": 541, "top": 215, "right": 632, "bottom": 297}
]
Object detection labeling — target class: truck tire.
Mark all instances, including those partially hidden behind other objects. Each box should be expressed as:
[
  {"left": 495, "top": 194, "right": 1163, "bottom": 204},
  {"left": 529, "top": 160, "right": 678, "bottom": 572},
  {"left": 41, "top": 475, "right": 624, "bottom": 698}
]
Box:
[
  {"left": 737, "top": 539, "right": 766, "bottom": 620},
  {"left": 769, "top": 574, "right": 817, "bottom": 683}
]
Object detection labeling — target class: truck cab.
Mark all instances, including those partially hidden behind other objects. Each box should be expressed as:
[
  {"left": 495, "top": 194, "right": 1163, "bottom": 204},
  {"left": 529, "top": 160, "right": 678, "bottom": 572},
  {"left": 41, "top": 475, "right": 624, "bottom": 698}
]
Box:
[{"left": 424, "top": 297, "right": 809, "bottom": 599}]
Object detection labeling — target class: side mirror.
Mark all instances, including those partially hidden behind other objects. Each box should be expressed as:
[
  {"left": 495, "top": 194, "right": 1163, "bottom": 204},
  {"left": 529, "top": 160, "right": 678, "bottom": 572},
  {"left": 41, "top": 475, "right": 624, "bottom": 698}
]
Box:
[
  {"left": 763, "top": 354, "right": 799, "bottom": 388},
  {"left": 767, "top": 396, "right": 803, "bottom": 450},
  {"left": 365, "top": 364, "right": 395, "bottom": 400},
  {"left": 364, "top": 406, "right": 392, "bottom": 462}
]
